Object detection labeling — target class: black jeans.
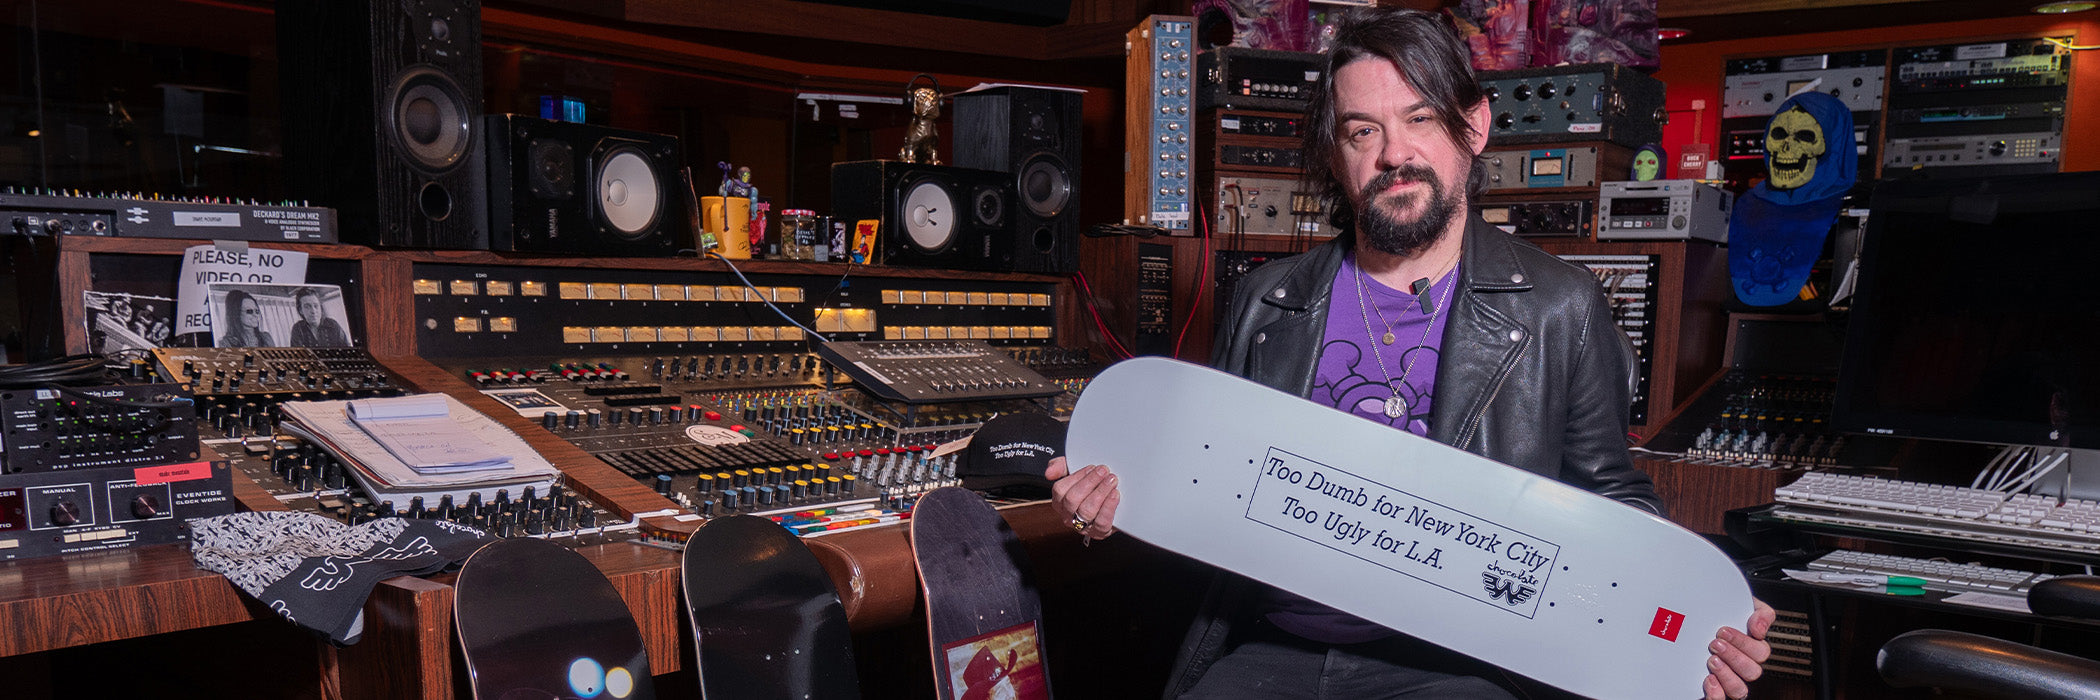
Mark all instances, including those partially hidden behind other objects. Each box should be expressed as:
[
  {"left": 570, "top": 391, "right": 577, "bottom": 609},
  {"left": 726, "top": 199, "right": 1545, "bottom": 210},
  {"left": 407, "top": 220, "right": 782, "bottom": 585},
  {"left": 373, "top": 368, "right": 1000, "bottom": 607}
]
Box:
[{"left": 1178, "top": 619, "right": 1522, "bottom": 700}]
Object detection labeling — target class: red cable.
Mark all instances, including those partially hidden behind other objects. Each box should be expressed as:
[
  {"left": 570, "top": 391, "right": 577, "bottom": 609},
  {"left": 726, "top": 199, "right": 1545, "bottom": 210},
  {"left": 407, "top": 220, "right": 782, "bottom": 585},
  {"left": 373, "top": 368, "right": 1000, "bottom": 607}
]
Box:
[
  {"left": 1072, "top": 270, "right": 1136, "bottom": 359},
  {"left": 1173, "top": 187, "right": 1214, "bottom": 359}
]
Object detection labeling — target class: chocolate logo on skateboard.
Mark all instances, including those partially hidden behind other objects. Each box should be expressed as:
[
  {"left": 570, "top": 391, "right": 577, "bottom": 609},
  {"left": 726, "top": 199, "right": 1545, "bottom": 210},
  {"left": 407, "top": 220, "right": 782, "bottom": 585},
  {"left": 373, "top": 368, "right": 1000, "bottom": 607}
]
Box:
[
  {"left": 1481, "top": 572, "right": 1537, "bottom": 606},
  {"left": 1247, "top": 448, "right": 1561, "bottom": 617},
  {"left": 1648, "top": 608, "right": 1686, "bottom": 642}
]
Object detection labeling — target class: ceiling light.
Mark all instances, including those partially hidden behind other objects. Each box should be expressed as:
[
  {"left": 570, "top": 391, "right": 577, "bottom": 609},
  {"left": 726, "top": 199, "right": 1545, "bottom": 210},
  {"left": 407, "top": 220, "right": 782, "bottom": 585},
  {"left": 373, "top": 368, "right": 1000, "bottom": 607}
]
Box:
[{"left": 2032, "top": 1, "right": 2096, "bottom": 13}]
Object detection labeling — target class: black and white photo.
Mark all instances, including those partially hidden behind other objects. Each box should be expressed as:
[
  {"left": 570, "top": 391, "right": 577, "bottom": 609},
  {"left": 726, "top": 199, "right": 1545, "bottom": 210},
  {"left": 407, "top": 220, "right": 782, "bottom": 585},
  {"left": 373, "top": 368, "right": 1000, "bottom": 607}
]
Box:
[
  {"left": 84, "top": 291, "right": 175, "bottom": 353},
  {"left": 207, "top": 283, "right": 355, "bottom": 348}
]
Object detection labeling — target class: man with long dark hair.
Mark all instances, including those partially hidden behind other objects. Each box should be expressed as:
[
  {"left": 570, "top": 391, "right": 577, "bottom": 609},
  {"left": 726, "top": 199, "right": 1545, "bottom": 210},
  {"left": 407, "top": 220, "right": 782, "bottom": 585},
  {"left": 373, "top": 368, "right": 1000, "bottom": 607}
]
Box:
[{"left": 1052, "top": 8, "right": 1772, "bottom": 699}]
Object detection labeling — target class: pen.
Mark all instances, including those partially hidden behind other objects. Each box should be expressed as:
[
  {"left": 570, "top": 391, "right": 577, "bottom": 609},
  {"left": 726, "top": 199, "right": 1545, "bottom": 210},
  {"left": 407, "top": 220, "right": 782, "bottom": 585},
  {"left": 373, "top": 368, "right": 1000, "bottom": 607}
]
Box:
[{"left": 1782, "top": 569, "right": 1929, "bottom": 588}]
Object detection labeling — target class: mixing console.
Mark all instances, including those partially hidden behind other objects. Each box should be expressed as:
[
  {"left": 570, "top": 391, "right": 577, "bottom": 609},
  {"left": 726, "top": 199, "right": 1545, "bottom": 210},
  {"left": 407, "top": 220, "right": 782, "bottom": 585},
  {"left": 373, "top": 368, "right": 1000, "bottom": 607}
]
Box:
[
  {"left": 438, "top": 348, "right": 1090, "bottom": 533},
  {"left": 1642, "top": 371, "right": 1900, "bottom": 470},
  {"left": 132, "top": 347, "right": 641, "bottom": 545},
  {"left": 816, "top": 340, "right": 1063, "bottom": 403}
]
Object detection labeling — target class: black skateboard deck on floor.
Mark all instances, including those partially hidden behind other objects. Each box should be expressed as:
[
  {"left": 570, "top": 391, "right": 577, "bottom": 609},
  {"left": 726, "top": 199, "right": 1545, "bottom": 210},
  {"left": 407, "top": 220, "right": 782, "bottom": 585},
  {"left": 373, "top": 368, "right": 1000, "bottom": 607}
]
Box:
[
  {"left": 910, "top": 486, "right": 1053, "bottom": 700},
  {"left": 455, "top": 537, "right": 655, "bottom": 700},
  {"left": 681, "top": 514, "right": 860, "bottom": 699}
]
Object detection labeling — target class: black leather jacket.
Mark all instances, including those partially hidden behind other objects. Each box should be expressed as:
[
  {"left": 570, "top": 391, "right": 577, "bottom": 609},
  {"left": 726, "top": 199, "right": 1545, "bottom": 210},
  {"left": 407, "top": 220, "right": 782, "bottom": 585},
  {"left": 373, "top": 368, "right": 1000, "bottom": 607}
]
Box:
[{"left": 1162, "top": 217, "right": 1663, "bottom": 696}]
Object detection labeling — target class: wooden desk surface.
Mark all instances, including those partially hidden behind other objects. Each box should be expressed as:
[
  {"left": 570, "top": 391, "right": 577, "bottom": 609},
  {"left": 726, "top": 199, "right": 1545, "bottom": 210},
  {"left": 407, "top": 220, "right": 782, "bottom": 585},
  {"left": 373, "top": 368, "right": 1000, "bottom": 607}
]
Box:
[
  {"left": 0, "top": 542, "right": 258, "bottom": 657},
  {"left": 0, "top": 499, "right": 1087, "bottom": 700}
]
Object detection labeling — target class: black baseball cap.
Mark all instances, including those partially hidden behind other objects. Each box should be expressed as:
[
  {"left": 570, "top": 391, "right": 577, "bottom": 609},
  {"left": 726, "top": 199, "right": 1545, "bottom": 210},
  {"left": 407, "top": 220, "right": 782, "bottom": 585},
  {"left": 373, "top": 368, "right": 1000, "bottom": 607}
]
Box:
[{"left": 959, "top": 412, "right": 1066, "bottom": 498}]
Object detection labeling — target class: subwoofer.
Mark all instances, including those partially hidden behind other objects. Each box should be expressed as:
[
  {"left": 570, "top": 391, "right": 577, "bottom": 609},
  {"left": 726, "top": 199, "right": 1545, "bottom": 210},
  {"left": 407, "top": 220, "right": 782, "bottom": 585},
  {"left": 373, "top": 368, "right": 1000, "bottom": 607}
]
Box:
[
  {"left": 831, "top": 161, "right": 1014, "bottom": 271},
  {"left": 483, "top": 116, "right": 689, "bottom": 256},
  {"left": 277, "top": 0, "right": 488, "bottom": 249},
  {"left": 953, "top": 86, "right": 1081, "bottom": 274}
]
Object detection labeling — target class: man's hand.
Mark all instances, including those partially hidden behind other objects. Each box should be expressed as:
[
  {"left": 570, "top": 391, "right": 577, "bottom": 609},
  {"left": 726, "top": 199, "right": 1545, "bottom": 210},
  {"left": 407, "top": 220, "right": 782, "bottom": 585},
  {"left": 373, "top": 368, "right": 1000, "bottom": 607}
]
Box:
[
  {"left": 1702, "top": 598, "right": 1776, "bottom": 700},
  {"left": 1046, "top": 456, "right": 1120, "bottom": 540}
]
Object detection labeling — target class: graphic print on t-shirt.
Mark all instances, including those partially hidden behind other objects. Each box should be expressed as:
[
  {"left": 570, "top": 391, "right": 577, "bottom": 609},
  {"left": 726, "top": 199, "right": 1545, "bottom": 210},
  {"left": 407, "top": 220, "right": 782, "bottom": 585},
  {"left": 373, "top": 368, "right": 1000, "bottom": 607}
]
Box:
[{"left": 1313, "top": 338, "right": 1437, "bottom": 434}]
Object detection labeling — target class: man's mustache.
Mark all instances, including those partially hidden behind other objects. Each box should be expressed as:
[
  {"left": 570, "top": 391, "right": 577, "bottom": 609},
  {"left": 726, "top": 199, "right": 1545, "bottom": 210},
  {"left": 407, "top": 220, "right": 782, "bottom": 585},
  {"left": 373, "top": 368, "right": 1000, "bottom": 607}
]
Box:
[{"left": 1362, "top": 164, "right": 1441, "bottom": 198}]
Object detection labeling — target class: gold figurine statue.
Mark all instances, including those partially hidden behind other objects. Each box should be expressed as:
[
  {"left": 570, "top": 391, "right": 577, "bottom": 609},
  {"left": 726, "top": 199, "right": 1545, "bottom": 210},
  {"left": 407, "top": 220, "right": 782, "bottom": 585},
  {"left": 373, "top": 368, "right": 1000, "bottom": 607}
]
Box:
[{"left": 899, "top": 74, "right": 941, "bottom": 165}]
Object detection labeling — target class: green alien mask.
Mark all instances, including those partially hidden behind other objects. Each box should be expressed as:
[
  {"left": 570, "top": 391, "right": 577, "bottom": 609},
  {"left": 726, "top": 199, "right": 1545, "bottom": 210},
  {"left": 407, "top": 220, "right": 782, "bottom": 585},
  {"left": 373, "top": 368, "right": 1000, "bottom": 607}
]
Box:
[
  {"left": 1632, "top": 149, "right": 1662, "bottom": 181},
  {"left": 1764, "top": 107, "right": 1824, "bottom": 190}
]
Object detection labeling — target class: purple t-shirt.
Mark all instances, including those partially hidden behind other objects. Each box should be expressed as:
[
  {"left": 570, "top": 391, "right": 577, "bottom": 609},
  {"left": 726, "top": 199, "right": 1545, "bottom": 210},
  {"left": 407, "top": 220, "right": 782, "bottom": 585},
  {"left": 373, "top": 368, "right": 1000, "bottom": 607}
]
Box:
[{"left": 1261, "top": 254, "right": 1459, "bottom": 645}]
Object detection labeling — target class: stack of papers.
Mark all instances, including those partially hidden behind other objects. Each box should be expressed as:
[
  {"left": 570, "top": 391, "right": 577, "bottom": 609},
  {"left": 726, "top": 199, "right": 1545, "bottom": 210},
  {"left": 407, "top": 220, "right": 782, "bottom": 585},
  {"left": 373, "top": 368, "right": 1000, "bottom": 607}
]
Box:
[
  {"left": 347, "top": 394, "right": 512, "bottom": 473},
  {"left": 278, "top": 393, "right": 560, "bottom": 503}
]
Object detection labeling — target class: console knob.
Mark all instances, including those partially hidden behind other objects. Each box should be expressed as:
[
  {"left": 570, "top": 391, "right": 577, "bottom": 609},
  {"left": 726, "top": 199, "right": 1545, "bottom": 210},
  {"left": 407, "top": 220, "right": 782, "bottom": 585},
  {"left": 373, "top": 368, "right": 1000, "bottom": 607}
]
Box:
[
  {"left": 130, "top": 493, "right": 166, "bottom": 519},
  {"left": 50, "top": 500, "right": 82, "bottom": 527}
]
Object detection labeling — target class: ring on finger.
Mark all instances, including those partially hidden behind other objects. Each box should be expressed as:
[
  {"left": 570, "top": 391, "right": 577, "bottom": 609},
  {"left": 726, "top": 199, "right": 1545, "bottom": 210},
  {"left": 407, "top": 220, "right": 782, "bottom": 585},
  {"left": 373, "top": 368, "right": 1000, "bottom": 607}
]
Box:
[{"left": 1070, "top": 514, "right": 1091, "bottom": 534}]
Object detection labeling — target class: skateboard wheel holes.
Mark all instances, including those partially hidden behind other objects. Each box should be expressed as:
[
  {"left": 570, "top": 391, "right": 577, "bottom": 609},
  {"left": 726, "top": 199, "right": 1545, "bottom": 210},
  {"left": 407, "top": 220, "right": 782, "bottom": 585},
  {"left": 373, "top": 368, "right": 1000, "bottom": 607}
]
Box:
[
  {"left": 1192, "top": 479, "right": 1199, "bottom": 484},
  {"left": 1597, "top": 619, "right": 1604, "bottom": 624}
]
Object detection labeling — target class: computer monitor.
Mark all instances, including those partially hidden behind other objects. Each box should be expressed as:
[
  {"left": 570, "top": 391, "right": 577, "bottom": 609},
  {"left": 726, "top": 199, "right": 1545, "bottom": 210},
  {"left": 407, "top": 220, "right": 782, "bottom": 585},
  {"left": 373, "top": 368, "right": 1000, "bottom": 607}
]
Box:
[{"left": 1831, "top": 171, "right": 2100, "bottom": 451}]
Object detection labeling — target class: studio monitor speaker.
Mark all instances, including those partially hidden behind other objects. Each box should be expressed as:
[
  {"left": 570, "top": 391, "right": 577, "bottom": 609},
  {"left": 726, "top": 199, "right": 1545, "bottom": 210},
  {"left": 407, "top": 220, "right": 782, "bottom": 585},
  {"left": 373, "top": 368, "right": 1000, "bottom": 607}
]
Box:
[
  {"left": 831, "top": 160, "right": 1015, "bottom": 271},
  {"left": 484, "top": 116, "right": 690, "bottom": 256},
  {"left": 953, "top": 86, "right": 1081, "bottom": 274},
  {"left": 277, "top": 0, "right": 488, "bottom": 249}
]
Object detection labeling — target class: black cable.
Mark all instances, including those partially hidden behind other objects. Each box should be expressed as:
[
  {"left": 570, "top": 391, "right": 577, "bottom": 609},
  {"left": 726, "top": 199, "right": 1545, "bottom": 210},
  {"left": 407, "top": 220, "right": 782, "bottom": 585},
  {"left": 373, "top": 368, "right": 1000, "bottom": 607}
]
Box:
[
  {"left": 0, "top": 354, "right": 108, "bottom": 388},
  {"left": 1085, "top": 223, "right": 1167, "bottom": 238}
]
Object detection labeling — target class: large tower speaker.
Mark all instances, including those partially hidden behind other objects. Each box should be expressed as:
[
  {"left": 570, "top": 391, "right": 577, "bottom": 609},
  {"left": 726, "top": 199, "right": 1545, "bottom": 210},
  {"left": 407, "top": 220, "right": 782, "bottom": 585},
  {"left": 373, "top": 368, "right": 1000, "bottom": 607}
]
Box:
[
  {"left": 953, "top": 86, "right": 1081, "bottom": 274},
  {"left": 278, "top": 0, "right": 488, "bottom": 249},
  {"left": 831, "top": 161, "right": 1015, "bottom": 271},
  {"left": 484, "top": 116, "right": 690, "bottom": 256}
]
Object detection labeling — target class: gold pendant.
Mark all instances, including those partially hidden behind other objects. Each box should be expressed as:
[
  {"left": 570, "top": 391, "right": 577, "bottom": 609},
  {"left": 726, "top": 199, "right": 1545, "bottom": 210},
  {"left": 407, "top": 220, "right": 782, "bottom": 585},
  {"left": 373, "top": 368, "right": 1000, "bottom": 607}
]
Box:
[{"left": 1381, "top": 332, "right": 1396, "bottom": 346}]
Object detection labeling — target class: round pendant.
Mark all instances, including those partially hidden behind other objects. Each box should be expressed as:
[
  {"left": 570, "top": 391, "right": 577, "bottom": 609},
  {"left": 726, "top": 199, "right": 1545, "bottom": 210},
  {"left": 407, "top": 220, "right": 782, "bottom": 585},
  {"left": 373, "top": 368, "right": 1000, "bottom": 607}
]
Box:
[
  {"left": 1383, "top": 395, "right": 1407, "bottom": 419},
  {"left": 1381, "top": 332, "right": 1396, "bottom": 346}
]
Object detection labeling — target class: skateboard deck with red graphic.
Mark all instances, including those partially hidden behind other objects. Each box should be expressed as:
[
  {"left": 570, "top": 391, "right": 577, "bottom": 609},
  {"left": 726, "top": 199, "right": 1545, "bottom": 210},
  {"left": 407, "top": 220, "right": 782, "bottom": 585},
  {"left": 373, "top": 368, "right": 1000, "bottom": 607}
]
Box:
[
  {"left": 1064, "top": 357, "right": 1751, "bottom": 699},
  {"left": 682, "top": 513, "right": 860, "bottom": 699},
  {"left": 455, "top": 537, "right": 655, "bottom": 700},
  {"left": 911, "top": 486, "right": 1054, "bottom": 700}
]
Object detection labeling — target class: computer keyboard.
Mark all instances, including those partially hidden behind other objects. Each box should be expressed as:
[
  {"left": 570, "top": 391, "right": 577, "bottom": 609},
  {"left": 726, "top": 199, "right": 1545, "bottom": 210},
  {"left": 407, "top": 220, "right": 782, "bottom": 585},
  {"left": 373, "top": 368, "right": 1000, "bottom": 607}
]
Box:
[
  {"left": 1805, "top": 549, "right": 2058, "bottom": 595},
  {"left": 1773, "top": 472, "right": 2100, "bottom": 554}
]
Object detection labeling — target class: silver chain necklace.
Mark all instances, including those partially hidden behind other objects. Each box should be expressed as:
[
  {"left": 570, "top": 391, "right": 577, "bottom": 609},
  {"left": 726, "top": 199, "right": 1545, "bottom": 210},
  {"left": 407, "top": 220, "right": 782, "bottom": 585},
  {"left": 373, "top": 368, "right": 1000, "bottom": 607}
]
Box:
[{"left": 1354, "top": 257, "right": 1458, "bottom": 420}]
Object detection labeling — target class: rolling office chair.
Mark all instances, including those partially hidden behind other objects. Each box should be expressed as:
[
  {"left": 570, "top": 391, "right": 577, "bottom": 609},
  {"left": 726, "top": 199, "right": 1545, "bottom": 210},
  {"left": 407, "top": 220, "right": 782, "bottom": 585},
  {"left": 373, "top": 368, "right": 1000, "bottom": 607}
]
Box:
[{"left": 1877, "top": 576, "right": 2100, "bottom": 699}]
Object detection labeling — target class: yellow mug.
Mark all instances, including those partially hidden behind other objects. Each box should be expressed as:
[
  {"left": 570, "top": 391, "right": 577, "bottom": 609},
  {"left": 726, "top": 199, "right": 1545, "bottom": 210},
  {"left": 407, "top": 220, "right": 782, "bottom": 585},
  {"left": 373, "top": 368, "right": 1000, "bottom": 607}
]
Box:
[{"left": 700, "top": 196, "right": 752, "bottom": 259}]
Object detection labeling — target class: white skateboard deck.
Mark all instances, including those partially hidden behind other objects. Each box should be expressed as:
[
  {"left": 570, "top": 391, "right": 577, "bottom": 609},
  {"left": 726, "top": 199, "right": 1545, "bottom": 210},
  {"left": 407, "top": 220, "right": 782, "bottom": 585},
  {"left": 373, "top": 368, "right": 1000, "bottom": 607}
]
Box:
[{"left": 1065, "top": 357, "right": 1751, "bottom": 699}]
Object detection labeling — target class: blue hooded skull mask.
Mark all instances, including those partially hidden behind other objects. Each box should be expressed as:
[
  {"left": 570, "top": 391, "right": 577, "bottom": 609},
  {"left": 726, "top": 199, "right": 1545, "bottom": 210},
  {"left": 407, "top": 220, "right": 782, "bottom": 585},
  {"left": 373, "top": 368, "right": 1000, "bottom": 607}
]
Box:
[{"left": 1729, "top": 91, "right": 1857, "bottom": 306}]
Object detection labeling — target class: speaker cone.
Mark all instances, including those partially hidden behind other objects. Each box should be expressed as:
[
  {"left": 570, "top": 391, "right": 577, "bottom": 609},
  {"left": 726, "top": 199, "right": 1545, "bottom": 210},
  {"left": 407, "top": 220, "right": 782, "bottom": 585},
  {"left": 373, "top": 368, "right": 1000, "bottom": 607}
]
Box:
[
  {"left": 973, "top": 186, "right": 1005, "bottom": 227},
  {"left": 1017, "top": 153, "right": 1071, "bottom": 219},
  {"left": 527, "top": 139, "right": 576, "bottom": 199},
  {"left": 596, "top": 146, "right": 661, "bottom": 239},
  {"left": 902, "top": 179, "right": 957, "bottom": 252},
  {"left": 387, "top": 67, "right": 473, "bottom": 172}
]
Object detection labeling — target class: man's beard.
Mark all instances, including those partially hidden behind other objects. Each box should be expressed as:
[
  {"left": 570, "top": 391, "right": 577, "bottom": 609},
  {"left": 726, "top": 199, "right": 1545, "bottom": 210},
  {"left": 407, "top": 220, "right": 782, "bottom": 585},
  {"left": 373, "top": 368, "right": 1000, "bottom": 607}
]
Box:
[{"left": 1353, "top": 163, "right": 1461, "bottom": 258}]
